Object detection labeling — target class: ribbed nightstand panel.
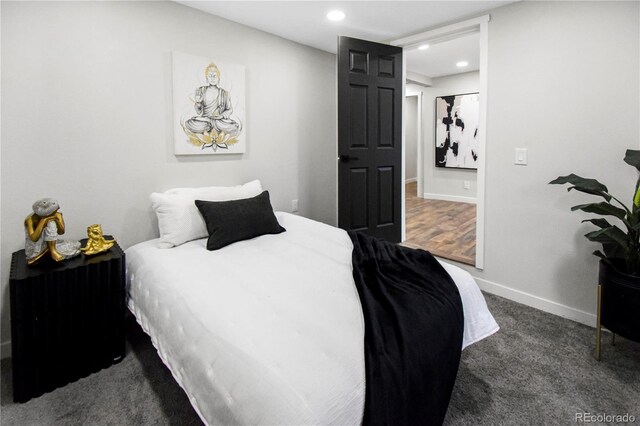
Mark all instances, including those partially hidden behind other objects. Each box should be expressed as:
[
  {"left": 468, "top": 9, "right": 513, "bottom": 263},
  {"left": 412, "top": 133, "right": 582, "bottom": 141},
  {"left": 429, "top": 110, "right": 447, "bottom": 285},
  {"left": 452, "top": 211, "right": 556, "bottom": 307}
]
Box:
[{"left": 10, "top": 242, "right": 125, "bottom": 403}]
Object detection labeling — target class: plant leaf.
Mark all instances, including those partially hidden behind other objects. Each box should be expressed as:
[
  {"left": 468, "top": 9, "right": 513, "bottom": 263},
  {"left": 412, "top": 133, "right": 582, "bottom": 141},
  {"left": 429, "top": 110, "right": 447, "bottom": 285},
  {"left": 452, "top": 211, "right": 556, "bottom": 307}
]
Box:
[
  {"left": 602, "top": 243, "right": 626, "bottom": 260},
  {"left": 549, "top": 174, "right": 611, "bottom": 201},
  {"left": 571, "top": 202, "right": 627, "bottom": 221},
  {"left": 624, "top": 149, "right": 640, "bottom": 172},
  {"left": 593, "top": 250, "right": 608, "bottom": 260},
  {"left": 581, "top": 218, "right": 612, "bottom": 229},
  {"left": 584, "top": 226, "right": 628, "bottom": 249},
  {"left": 593, "top": 250, "right": 618, "bottom": 267}
]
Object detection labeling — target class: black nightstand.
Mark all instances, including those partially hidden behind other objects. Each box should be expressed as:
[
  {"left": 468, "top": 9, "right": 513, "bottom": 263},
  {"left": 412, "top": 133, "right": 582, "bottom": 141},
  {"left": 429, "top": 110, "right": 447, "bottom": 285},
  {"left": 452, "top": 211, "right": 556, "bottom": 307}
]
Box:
[{"left": 9, "top": 240, "right": 126, "bottom": 402}]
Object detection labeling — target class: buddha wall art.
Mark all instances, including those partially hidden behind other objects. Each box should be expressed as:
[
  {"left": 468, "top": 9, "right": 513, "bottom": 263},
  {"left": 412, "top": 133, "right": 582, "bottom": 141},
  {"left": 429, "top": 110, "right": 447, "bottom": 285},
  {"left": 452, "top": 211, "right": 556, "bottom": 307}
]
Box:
[{"left": 173, "top": 51, "right": 246, "bottom": 155}]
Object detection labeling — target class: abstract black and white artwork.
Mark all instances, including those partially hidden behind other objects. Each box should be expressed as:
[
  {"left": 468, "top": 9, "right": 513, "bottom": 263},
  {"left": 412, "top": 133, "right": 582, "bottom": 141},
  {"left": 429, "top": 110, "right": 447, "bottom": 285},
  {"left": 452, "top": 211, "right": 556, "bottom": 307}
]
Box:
[
  {"left": 173, "top": 51, "right": 246, "bottom": 155},
  {"left": 435, "top": 93, "right": 479, "bottom": 169}
]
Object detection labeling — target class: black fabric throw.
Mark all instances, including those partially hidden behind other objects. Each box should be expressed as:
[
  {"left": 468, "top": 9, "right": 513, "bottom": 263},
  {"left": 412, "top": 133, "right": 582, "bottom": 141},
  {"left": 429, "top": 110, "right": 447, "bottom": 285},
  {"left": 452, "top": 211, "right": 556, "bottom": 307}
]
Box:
[
  {"left": 195, "top": 191, "right": 285, "bottom": 251},
  {"left": 348, "top": 232, "right": 463, "bottom": 426}
]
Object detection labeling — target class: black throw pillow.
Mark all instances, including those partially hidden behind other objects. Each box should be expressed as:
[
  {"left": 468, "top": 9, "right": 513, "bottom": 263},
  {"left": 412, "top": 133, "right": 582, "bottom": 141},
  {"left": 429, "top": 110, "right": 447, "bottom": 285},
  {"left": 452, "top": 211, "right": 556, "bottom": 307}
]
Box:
[{"left": 195, "top": 190, "right": 286, "bottom": 250}]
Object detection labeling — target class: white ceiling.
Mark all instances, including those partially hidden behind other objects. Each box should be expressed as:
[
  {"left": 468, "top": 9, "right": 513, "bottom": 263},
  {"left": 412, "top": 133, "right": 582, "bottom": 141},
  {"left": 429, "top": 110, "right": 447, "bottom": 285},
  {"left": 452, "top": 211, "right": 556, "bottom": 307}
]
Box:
[
  {"left": 177, "top": 1, "right": 512, "bottom": 58},
  {"left": 406, "top": 31, "right": 480, "bottom": 78}
]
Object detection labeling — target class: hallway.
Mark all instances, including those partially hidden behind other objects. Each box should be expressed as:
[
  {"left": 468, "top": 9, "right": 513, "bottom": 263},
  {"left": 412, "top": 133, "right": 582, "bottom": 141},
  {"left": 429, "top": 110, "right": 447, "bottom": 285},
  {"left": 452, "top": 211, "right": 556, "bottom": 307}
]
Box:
[{"left": 404, "top": 182, "right": 476, "bottom": 265}]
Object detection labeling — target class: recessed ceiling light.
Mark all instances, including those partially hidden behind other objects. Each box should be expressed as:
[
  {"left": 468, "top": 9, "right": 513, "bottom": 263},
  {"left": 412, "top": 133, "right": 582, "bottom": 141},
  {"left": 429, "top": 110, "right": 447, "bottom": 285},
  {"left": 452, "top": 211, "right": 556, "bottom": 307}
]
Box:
[
  {"left": 456, "top": 61, "right": 469, "bottom": 67},
  {"left": 418, "top": 44, "right": 429, "bottom": 50},
  {"left": 327, "top": 10, "right": 345, "bottom": 21}
]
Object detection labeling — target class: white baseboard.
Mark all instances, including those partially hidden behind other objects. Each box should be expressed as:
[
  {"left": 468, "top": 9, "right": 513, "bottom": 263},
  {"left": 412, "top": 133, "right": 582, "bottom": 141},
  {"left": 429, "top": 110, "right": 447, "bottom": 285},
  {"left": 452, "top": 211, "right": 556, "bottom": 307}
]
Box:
[
  {"left": 423, "top": 192, "right": 477, "bottom": 204},
  {"left": 1, "top": 340, "right": 11, "bottom": 360},
  {"left": 473, "top": 276, "right": 597, "bottom": 327},
  {"left": 405, "top": 177, "right": 417, "bottom": 184}
]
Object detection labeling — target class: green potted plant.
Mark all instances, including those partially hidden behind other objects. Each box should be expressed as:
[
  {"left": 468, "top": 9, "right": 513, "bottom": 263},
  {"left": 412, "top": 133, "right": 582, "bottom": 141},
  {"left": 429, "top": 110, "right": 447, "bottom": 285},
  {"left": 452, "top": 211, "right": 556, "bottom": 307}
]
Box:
[{"left": 550, "top": 149, "right": 640, "bottom": 357}]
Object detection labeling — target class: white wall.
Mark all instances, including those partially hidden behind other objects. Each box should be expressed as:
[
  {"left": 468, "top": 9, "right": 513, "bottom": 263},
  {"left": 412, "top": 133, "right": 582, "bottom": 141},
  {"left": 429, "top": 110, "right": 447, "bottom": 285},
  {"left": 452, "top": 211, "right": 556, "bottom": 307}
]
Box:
[
  {"left": 0, "top": 1, "right": 337, "bottom": 355},
  {"left": 404, "top": 96, "right": 418, "bottom": 181},
  {"left": 456, "top": 1, "right": 639, "bottom": 325},
  {"left": 419, "top": 71, "right": 480, "bottom": 201}
]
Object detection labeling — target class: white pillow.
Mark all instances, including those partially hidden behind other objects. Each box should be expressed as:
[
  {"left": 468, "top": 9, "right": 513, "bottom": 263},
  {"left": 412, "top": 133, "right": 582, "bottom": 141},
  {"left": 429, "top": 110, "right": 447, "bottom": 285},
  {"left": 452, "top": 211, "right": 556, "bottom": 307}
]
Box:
[{"left": 150, "top": 180, "right": 263, "bottom": 248}]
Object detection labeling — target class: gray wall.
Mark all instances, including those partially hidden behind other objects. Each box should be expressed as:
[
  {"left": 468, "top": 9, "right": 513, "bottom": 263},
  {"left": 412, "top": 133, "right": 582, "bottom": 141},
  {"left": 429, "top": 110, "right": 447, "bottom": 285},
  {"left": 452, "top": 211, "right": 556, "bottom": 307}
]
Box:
[
  {"left": 458, "top": 1, "right": 639, "bottom": 323},
  {"left": 0, "top": 1, "right": 337, "bottom": 353}
]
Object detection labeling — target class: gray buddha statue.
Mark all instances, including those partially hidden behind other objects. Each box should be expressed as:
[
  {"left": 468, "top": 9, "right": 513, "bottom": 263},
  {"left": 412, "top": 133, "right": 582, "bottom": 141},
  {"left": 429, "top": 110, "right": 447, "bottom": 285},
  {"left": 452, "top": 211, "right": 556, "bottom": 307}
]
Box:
[{"left": 24, "top": 198, "right": 81, "bottom": 265}]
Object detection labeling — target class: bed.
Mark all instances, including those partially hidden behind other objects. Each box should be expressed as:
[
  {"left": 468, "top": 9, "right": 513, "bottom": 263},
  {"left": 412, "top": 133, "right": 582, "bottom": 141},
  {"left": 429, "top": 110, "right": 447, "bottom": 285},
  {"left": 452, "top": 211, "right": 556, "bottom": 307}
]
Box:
[{"left": 126, "top": 208, "right": 498, "bottom": 425}]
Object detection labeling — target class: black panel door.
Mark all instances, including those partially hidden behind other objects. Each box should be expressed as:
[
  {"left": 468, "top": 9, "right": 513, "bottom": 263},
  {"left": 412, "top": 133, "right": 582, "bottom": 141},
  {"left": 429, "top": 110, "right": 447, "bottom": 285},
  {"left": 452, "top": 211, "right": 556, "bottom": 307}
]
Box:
[{"left": 338, "top": 36, "right": 403, "bottom": 243}]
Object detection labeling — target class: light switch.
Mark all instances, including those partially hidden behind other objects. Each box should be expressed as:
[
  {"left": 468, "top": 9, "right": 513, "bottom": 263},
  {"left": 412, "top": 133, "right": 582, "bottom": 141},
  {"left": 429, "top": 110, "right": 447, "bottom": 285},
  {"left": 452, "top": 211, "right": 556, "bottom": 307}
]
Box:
[
  {"left": 463, "top": 180, "right": 471, "bottom": 189},
  {"left": 515, "top": 148, "right": 528, "bottom": 165}
]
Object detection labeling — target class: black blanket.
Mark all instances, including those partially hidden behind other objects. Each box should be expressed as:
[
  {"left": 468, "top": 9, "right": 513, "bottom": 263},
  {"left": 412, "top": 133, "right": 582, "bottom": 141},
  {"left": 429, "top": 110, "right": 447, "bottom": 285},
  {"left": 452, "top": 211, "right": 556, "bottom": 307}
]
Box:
[{"left": 349, "top": 232, "right": 463, "bottom": 426}]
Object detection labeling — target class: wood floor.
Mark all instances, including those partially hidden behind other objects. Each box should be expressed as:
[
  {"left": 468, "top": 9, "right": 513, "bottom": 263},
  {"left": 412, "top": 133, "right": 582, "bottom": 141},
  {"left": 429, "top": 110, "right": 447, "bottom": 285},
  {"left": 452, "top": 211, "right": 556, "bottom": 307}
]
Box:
[{"left": 403, "top": 182, "right": 476, "bottom": 265}]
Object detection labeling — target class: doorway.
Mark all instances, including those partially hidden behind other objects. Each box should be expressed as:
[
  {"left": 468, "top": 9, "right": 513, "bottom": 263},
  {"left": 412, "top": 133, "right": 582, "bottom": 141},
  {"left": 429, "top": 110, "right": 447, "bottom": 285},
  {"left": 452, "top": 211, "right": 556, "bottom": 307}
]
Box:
[{"left": 393, "top": 15, "right": 488, "bottom": 268}]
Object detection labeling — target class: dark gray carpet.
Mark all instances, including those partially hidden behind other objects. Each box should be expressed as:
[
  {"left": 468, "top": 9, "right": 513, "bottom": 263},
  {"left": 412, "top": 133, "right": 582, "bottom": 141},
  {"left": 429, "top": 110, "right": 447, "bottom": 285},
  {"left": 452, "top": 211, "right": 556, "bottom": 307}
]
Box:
[
  {"left": 1, "top": 293, "right": 639, "bottom": 425},
  {"left": 445, "top": 294, "right": 640, "bottom": 425}
]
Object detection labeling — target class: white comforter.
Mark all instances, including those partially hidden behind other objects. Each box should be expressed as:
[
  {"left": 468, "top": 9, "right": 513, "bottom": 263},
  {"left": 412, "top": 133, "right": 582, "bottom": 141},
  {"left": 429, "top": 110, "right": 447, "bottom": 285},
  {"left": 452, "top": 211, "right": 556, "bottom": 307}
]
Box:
[{"left": 126, "top": 212, "right": 498, "bottom": 425}]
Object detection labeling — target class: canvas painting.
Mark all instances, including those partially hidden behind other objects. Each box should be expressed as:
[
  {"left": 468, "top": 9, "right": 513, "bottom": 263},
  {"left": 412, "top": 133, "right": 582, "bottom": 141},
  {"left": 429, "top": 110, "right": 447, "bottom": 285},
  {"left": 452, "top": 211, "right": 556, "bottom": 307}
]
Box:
[
  {"left": 173, "top": 51, "right": 246, "bottom": 155},
  {"left": 435, "top": 93, "right": 479, "bottom": 169}
]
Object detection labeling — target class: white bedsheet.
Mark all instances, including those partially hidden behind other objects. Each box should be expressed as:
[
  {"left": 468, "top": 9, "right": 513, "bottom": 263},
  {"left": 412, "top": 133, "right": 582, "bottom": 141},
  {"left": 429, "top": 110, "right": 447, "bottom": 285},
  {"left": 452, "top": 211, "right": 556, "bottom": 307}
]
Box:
[{"left": 126, "top": 212, "right": 498, "bottom": 425}]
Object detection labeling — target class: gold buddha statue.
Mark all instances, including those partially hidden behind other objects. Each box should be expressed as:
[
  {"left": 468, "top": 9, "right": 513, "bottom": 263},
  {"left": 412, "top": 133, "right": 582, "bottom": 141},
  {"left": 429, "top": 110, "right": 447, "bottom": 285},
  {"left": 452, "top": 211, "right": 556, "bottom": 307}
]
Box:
[{"left": 81, "top": 224, "right": 116, "bottom": 256}]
